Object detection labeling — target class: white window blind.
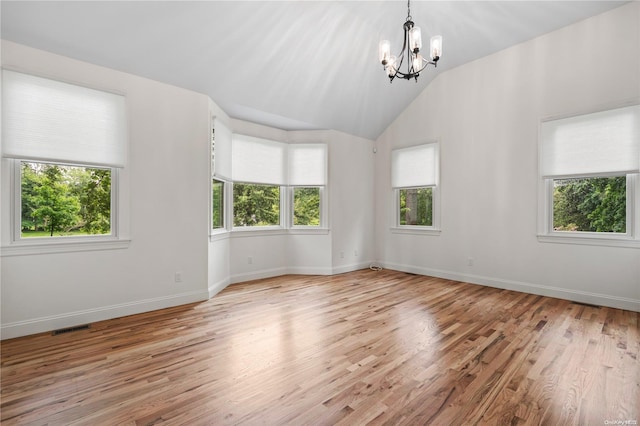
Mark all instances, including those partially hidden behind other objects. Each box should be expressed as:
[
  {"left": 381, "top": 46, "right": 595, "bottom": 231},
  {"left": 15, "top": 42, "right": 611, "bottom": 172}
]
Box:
[
  {"left": 392, "top": 143, "right": 438, "bottom": 188},
  {"left": 2, "top": 70, "right": 127, "bottom": 168},
  {"left": 213, "top": 117, "right": 232, "bottom": 180},
  {"left": 288, "top": 144, "right": 327, "bottom": 186},
  {"left": 232, "top": 134, "right": 286, "bottom": 185},
  {"left": 540, "top": 104, "right": 640, "bottom": 178}
]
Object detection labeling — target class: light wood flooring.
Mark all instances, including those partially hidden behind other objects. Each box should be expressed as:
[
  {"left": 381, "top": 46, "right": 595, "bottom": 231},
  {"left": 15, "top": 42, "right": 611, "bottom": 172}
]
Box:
[{"left": 1, "top": 269, "right": 638, "bottom": 425}]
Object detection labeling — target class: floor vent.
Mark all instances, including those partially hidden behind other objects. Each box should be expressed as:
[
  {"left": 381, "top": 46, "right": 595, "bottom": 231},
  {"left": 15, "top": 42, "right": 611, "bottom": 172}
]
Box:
[{"left": 52, "top": 324, "right": 91, "bottom": 336}]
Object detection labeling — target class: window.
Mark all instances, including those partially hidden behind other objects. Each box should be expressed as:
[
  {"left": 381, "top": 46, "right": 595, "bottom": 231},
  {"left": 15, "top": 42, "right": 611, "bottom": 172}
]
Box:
[
  {"left": 553, "top": 176, "right": 626, "bottom": 233},
  {"left": 212, "top": 178, "right": 225, "bottom": 230},
  {"left": 399, "top": 187, "right": 433, "bottom": 226},
  {"left": 20, "top": 161, "right": 113, "bottom": 238},
  {"left": 2, "top": 70, "right": 127, "bottom": 247},
  {"left": 233, "top": 183, "right": 280, "bottom": 227},
  {"left": 293, "top": 187, "right": 321, "bottom": 226},
  {"left": 539, "top": 104, "right": 639, "bottom": 246},
  {"left": 392, "top": 142, "right": 440, "bottom": 232},
  {"left": 289, "top": 144, "right": 327, "bottom": 228}
]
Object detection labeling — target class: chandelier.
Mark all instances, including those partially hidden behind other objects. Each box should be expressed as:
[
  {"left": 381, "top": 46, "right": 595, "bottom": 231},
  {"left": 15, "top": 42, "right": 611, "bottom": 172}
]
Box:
[{"left": 378, "top": 0, "right": 442, "bottom": 83}]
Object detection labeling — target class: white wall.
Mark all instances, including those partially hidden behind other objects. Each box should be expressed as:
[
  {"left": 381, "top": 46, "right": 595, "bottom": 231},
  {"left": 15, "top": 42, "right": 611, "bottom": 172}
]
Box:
[
  {"left": 1, "top": 41, "right": 213, "bottom": 338},
  {"left": 375, "top": 3, "right": 640, "bottom": 311}
]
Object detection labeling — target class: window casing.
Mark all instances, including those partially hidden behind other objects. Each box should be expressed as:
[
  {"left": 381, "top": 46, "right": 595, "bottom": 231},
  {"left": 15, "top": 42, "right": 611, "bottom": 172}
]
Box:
[
  {"left": 2, "top": 70, "right": 128, "bottom": 253},
  {"left": 538, "top": 104, "right": 639, "bottom": 247},
  {"left": 392, "top": 142, "right": 440, "bottom": 233}
]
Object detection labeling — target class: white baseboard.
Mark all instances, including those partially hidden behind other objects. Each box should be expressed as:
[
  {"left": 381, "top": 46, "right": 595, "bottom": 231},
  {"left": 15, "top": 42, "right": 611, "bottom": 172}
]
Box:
[
  {"left": 208, "top": 277, "right": 230, "bottom": 298},
  {"left": 1, "top": 290, "right": 209, "bottom": 340},
  {"left": 228, "top": 261, "right": 373, "bottom": 285},
  {"left": 382, "top": 262, "right": 640, "bottom": 312},
  {"left": 331, "top": 261, "right": 374, "bottom": 275},
  {"left": 230, "top": 267, "right": 289, "bottom": 284}
]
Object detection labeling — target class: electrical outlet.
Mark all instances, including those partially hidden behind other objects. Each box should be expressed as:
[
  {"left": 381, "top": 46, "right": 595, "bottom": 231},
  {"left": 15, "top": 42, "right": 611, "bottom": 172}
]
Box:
[
  {"left": 467, "top": 257, "right": 474, "bottom": 267},
  {"left": 354, "top": 250, "right": 358, "bottom": 257},
  {"left": 248, "top": 256, "right": 253, "bottom": 265},
  {"left": 174, "top": 272, "right": 183, "bottom": 283},
  {"left": 340, "top": 251, "right": 344, "bottom": 259}
]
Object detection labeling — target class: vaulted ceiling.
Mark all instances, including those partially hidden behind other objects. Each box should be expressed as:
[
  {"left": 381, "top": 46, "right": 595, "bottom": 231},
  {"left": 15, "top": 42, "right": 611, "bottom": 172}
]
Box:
[{"left": 1, "top": 1, "right": 627, "bottom": 140}]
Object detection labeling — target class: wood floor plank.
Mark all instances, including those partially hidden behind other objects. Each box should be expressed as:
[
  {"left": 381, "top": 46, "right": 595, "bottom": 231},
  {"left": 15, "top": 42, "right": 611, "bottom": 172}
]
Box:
[{"left": 1, "top": 269, "right": 638, "bottom": 425}]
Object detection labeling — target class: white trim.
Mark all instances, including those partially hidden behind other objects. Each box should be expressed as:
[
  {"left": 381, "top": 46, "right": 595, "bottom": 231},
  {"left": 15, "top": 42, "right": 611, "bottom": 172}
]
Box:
[
  {"left": 209, "top": 230, "right": 230, "bottom": 242},
  {"left": 0, "top": 289, "right": 209, "bottom": 340},
  {"left": 208, "top": 277, "right": 230, "bottom": 298},
  {"left": 536, "top": 234, "right": 640, "bottom": 249},
  {"left": 231, "top": 227, "right": 287, "bottom": 238},
  {"left": 382, "top": 262, "right": 640, "bottom": 312},
  {"left": 1, "top": 238, "right": 130, "bottom": 257},
  {"left": 331, "top": 261, "right": 372, "bottom": 275},
  {"left": 230, "top": 266, "right": 289, "bottom": 284},
  {"left": 288, "top": 228, "right": 330, "bottom": 235},
  {"left": 390, "top": 227, "right": 441, "bottom": 236}
]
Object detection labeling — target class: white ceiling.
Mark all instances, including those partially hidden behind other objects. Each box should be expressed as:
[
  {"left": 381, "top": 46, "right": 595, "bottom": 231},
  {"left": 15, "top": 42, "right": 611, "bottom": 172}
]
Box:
[{"left": 1, "top": 1, "right": 628, "bottom": 140}]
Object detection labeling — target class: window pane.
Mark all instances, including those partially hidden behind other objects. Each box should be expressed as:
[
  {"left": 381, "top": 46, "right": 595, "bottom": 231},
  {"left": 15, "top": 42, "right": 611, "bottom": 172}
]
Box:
[
  {"left": 553, "top": 176, "right": 626, "bottom": 233},
  {"left": 233, "top": 183, "right": 280, "bottom": 227},
  {"left": 212, "top": 179, "right": 224, "bottom": 229},
  {"left": 21, "top": 161, "right": 111, "bottom": 238},
  {"left": 293, "top": 187, "right": 320, "bottom": 226},
  {"left": 399, "top": 187, "right": 433, "bottom": 226}
]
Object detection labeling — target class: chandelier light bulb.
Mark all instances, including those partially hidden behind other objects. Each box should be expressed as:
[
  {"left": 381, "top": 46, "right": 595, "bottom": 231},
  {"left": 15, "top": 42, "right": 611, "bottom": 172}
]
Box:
[
  {"left": 386, "top": 55, "right": 397, "bottom": 77},
  {"left": 379, "top": 40, "right": 391, "bottom": 64},
  {"left": 430, "top": 35, "right": 443, "bottom": 60},
  {"left": 413, "top": 53, "right": 423, "bottom": 73},
  {"left": 409, "top": 26, "right": 422, "bottom": 53}
]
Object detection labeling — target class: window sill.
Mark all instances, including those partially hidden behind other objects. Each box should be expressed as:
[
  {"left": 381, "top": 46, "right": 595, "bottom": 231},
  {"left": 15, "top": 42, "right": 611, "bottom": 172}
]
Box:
[
  {"left": 391, "top": 227, "right": 441, "bottom": 236},
  {"left": 231, "top": 227, "right": 288, "bottom": 238},
  {"left": 289, "top": 228, "right": 329, "bottom": 235},
  {"left": 209, "top": 229, "right": 230, "bottom": 242},
  {"left": 1, "top": 238, "right": 131, "bottom": 257},
  {"left": 537, "top": 233, "right": 640, "bottom": 249}
]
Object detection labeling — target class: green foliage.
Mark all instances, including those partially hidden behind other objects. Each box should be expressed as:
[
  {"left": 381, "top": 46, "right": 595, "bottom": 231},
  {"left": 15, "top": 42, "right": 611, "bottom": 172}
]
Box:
[
  {"left": 293, "top": 187, "right": 320, "bottom": 226},
  {"left": 212, "top": 179, "right": 224, "bottom": 229},
  {"left": 21, "top": 162, "right": 111, "bottom": 237},
  {"left": 399, "top": 187, "right": 433, "bottom": 226},
  {"left": 233, "top": 183, "right": 280, "bottom": 227},
  {"left": 553, "top": 176, "right": 626, "bottom": 233}
]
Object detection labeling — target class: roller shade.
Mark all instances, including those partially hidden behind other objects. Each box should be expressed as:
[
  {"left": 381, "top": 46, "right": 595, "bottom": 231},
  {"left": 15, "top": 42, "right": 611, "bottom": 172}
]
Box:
[
  {"left": 288, "top": 144, "right": 327, "bottom": 186},
  {"left": 392, "top": 143, "right": 438, "bottom": 188},
  {"left": 213, "top": 117, "right": 232, "bottom": 180},
  {"left": 2, "top": 70, "right": 127, "bottom": 167},
  {"left": 540, "top": 104, "right": 639, "bottom": 178},
  {"left": 232, "top": 134, "right": 286, "bottom": 185}
]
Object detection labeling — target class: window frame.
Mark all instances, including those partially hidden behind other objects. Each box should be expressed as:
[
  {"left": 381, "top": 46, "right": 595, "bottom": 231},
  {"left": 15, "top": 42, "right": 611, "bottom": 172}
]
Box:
[
  {"left": 231, "top": 181, "right": 284, "bottom": 231},
  {"left": 290, "top": 186, "right": 326, "bottom": 230},
  {"left": 210, "top": 177, "right": 227, "bottom": 234},
  {"left": 538, "top": 172, "right": 639, "bottom": 248},
  {"left": 2, "top": 158, "right": 128, "bottom": 256},
  {"left": 391, "top": 141, "right": 441, "bottom": 236}
]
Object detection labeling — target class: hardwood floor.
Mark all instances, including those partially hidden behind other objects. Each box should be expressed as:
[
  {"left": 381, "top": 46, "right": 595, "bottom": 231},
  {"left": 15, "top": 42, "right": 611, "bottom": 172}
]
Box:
[{"left": 1, "top": 269, "right": 638, "bottom": 425}]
